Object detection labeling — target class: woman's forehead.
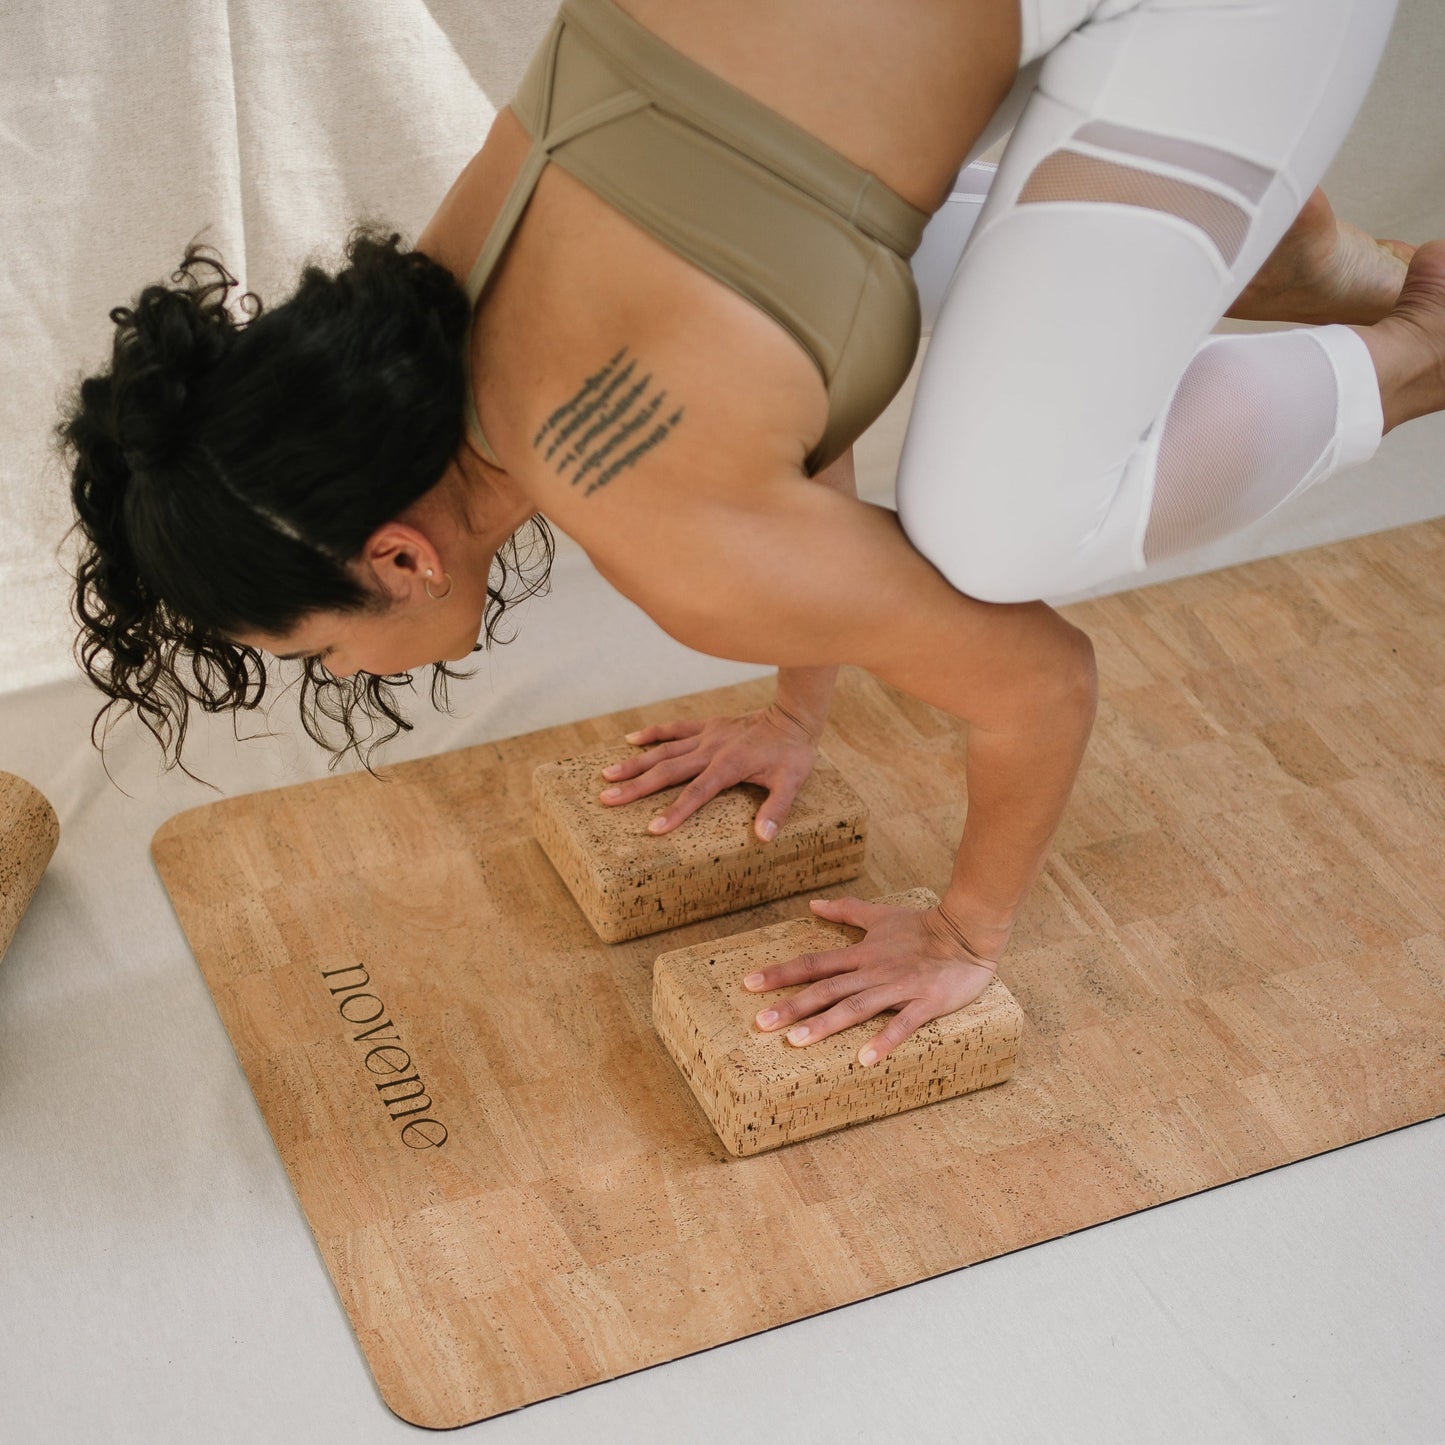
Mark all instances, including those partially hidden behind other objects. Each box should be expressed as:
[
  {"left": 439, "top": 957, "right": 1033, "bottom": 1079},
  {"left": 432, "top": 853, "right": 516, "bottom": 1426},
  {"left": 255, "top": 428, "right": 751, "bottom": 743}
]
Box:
[{"left": 228, "top": 622, "right": 323, "bottom": 657}]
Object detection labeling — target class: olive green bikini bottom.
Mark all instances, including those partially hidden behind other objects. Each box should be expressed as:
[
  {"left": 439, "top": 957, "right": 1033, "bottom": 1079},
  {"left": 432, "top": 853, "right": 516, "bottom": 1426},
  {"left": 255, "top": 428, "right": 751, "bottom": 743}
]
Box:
[{"left": 461, "top": 0, "right": 931, "bottom": 477}]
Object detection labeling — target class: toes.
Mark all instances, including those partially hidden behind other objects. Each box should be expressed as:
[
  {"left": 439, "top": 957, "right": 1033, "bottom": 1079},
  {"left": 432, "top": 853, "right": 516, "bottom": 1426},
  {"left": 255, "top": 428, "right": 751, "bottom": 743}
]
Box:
[
  {"left": 1395, "top": 241, "right": 1445, "bottom": 326},
  {"left": 1403, "top": 238, "right": 1445, "bottom": 286}
]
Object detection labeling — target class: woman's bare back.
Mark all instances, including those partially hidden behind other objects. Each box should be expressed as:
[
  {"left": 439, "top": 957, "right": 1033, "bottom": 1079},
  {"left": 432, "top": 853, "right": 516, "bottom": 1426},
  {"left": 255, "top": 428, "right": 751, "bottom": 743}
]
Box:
[
  {"left": 611, "top": 0, "right": 1021, "bottom": 214},
  {"left": 416, "top": 0, "right": 1023, "bottom": 529}
]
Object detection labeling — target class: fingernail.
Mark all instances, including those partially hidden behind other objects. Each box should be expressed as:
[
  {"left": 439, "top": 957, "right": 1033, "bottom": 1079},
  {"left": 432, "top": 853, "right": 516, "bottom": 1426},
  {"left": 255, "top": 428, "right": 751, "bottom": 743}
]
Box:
[
  {"left": 743, "top": 972, "right": 765, "bottom": 989},
  {"left": 859, "top": 1047, "right": 878, "bottom": 1066},
  {"left": 648, "top": 816, "right": 668, "bottom": 833},
  {"left": 787, "top": 1026, "right": 809, "bottom": 1044},
  {"left": 625, "top": 731, "right": 643, "bottom": 743},
  {"left": 602, "top": 765, "right": 620, "bottom": 777},
  {"left": 759, "top": 820, "right": 778, "bottom": 841},
  {"left": 600, "top": 788, "right": 621, "bottom": 801},
  {"left": 756, "top": 1009, "right": 777, "bottom": 1026}
]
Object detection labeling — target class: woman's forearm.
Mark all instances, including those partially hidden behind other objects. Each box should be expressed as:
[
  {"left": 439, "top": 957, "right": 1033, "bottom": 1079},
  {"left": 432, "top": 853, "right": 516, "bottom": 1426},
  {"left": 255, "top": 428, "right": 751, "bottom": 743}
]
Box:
[
  {"left": 773, "top": 664, "right": 838, "bottom": 737},
  {"left": 939, "top": 669, "right": 1097, "bottom": 957},
  {"left": 776, "top": 599, "right": 1094, "bottom": 954},
  {"left": 772, "top": 445, "right": 856, "bottom": 738},
  {"left": 600, "top": 474, "right": 1098, "bottom": 951}
]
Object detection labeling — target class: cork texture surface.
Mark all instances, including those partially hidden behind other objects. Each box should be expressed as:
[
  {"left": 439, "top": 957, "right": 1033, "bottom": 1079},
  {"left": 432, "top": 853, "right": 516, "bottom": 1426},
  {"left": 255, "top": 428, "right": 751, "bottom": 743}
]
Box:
[
  {"left": 654, "top": 888, "right": 1023, "bottom": 1154},
  {"left": 0, "top": 770, "right": 59, "bottom": 966},
  {"left": 151, "top": 520, "right": 1445, "bottom": 1429},
  {"left": 532, "top": 746, "right": 867, "bottom": 941}
]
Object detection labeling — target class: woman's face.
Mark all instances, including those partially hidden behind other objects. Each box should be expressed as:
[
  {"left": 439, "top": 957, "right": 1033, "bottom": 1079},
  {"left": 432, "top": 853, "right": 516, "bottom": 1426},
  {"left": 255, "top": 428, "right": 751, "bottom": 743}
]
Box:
[
  {"left": 237, "top": 583, "right": 483, "bottom": 680},
  {"left": 234, "top": 524, "right": 497, "bottom": 679},
  {"left": 237, "top": 453, "right": 533, "bottom": 680}
]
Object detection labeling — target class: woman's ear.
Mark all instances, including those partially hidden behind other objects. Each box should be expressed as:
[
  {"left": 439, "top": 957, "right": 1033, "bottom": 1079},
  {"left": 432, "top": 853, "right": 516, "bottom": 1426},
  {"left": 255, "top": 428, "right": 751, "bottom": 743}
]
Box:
[{"left": 358, "top": 522, "right": 443, "bottom": 602}]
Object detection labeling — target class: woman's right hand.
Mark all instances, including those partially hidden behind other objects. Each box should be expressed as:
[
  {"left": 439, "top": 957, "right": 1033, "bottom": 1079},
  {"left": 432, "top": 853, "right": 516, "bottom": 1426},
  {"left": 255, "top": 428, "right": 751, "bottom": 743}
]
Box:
[{"left": 597, "top": 703, "right": 820, "bottom": 839}]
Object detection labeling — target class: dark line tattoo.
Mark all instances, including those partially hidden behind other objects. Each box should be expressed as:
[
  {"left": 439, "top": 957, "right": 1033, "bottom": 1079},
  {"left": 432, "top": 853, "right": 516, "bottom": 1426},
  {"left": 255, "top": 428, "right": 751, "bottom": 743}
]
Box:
[
  {"left": 544, "top": 359, "right": 640, "bottom": 462},
  {"left": 585, "top": 408, "right": 686, "bottom": 496},
  {"left": 554, "top": 375, "right": 653, "bottom": 471},
  {"left": 532, "top": 347, "right": 628, "bottom": 451},
  {"left": 570, "top": 393, "right": 668, "bottom": 486},
  {"left": 532, "top": 347, "right": 687, "bottom": 496}
]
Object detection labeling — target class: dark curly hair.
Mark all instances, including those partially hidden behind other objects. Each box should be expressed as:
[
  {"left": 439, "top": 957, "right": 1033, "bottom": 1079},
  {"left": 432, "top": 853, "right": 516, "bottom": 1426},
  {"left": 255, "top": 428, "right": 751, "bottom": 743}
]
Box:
[{"left": 54, "top": 223, "right": 554, "bottom": 780}]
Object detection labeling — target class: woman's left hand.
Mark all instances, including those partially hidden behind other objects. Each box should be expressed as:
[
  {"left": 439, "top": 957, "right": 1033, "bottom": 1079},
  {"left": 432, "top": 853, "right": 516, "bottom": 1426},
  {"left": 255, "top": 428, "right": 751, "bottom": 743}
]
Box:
[
  {"left": 743, "top": 896, "right": 1002, "bottom": 1065},
  {"left": 598, "top": 704, "right": 820, "bottom": 839}
]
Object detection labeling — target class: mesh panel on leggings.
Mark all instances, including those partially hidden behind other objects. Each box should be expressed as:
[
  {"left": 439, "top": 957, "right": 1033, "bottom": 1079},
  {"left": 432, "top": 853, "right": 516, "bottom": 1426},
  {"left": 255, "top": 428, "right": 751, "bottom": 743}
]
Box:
[
  {"left": 1073, "top": 121, "right": 1274, "bottom": 202},
  {"left": 1018, "top": 148, "right": 1251, "bottom": 265},
  {"left": 1142, "top": 331, "right": 1340, "bottom": 561}
]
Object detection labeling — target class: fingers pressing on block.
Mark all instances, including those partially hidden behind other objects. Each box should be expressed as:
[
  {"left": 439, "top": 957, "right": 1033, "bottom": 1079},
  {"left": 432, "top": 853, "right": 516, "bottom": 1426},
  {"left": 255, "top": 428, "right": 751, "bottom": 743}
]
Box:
[
  {"left": 652, "top": 889, "right": 1024, "bottom": 1156},
  {"left": 532, "top": 746, "right": 867, "bottom": 943}
]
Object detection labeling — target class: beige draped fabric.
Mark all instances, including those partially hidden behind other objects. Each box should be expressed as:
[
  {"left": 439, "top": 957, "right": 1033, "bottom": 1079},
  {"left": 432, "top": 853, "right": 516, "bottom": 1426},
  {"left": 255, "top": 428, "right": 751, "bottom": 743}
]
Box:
[
  {"left": 1, "top": 0, "right": 554, "bottom": 693},
  {"left": 2, "top": 0, "right": 1443, "bottom": 697}
]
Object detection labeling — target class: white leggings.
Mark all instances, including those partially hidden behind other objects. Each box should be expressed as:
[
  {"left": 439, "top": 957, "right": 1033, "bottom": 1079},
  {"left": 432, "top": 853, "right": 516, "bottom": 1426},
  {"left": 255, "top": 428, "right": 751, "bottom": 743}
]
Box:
[{"left": 897, "top": 0, "right": 1398, "bottom": 603}]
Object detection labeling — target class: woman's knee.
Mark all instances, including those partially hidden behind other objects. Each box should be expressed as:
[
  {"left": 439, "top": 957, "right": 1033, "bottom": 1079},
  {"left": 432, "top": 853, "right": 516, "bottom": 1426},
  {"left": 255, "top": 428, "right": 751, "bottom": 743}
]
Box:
[{"left": 896, "top": 481, "right": 1061, "bottom": 604}]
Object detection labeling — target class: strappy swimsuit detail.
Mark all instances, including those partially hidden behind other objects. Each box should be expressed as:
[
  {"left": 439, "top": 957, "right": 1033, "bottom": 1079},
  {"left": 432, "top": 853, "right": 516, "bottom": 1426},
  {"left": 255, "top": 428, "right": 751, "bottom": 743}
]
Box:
[{"left": 461, "top": 0, "right": 930, "bottom": 476}]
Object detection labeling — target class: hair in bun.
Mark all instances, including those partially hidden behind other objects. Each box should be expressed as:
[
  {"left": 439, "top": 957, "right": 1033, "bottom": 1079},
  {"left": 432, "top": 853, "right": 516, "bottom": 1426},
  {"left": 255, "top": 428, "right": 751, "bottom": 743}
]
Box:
[{"left": 55, "top": 224, "right": 553, "bottom": 778}]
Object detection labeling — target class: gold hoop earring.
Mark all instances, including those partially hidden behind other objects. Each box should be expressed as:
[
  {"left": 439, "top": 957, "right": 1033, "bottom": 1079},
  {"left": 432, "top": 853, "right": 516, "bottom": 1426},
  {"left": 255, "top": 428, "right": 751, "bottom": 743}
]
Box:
[{"left": 424, "top": 569, "right": 454, "bottom": 601}]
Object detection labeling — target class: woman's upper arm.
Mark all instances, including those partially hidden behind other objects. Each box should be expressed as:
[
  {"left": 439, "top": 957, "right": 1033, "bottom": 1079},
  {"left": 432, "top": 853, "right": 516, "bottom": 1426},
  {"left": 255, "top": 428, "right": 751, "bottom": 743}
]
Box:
[{"left": 589, "top": 473, "right": 1095, "bottom": 734}]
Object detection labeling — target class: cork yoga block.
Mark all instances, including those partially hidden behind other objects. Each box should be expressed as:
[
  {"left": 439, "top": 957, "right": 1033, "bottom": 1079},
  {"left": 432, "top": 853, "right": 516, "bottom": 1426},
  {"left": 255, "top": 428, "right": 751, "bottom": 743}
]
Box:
[
  {"left": 532, "top": 745, "right": 868, "bottom": 943},
  {"left": 653, "top": 888, "right": 1024, "bottom": 1156},
  {"left": 0, "top": 771, "right": 60, "bottom": 967}
]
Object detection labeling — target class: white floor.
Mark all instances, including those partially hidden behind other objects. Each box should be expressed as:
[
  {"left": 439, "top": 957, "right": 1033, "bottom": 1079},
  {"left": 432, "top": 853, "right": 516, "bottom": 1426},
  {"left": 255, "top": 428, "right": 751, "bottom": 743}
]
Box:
[{"left": 1, "top": 357, "right": 1442, "bottom": 1443}]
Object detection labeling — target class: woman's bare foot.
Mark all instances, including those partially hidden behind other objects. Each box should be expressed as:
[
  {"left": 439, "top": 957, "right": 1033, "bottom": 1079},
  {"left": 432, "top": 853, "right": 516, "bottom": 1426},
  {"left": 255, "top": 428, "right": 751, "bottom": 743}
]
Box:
[
  {"left": 1227, "top": 186, "right": 1416, "bottom": 326},
  {"left": 1352, "top": 240, "right": 1445, "bottom": 434}
]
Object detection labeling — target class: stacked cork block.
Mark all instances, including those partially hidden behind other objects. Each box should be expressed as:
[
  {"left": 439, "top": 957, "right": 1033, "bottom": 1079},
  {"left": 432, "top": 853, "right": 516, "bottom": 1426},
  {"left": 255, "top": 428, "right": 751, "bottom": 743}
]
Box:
[
  {"left": 532, "top": 744, "right": 869, "bottom": 942},
  {"left": 0, "top": 771, "right": 59, "bottom": 966},
  {"left": 653, "top": 888, "right": 1025, "bottom": 1155}
]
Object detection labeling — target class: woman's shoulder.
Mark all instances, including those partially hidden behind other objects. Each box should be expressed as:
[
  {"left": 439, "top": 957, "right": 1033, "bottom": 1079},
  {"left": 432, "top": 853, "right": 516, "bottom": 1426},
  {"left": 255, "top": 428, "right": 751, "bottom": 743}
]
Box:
[
  {"left": 419, "top": 115, "right": 829, "bottom": 521},
  {"left": 499, "top": 313, "right": 817, "bottom": 559},
  {"left": 415, "top": 107, "right": 531, "bottom": 287},
  {"left": 500, "top": 171, "right": 827, "bottom": 468}
]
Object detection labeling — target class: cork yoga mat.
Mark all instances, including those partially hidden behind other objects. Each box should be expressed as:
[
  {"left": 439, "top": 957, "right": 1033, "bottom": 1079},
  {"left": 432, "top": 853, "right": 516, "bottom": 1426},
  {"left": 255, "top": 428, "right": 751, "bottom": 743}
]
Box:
[{"left": 152, "top": 520, "right": 1445, "bottom": 1429}]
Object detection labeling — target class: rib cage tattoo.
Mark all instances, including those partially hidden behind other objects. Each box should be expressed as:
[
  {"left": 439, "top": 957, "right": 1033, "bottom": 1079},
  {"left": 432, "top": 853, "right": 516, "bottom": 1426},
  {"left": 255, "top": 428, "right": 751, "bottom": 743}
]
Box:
[{"left": 532, "top": 347, "right": 686, "bottom": 495}]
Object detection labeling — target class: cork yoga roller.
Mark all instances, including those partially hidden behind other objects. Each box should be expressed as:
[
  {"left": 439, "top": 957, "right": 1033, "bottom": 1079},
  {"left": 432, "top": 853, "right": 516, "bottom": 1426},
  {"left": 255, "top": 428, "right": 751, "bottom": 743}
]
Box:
[
  {"left": 532, "top": 745, "right": 868, "bottom": 942},
  {"left": 0, "top": 771, "right": 60, "bottom": 967},
  {"left": 653, "top": 888, "right": 1024, "bottom": 1156}
]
